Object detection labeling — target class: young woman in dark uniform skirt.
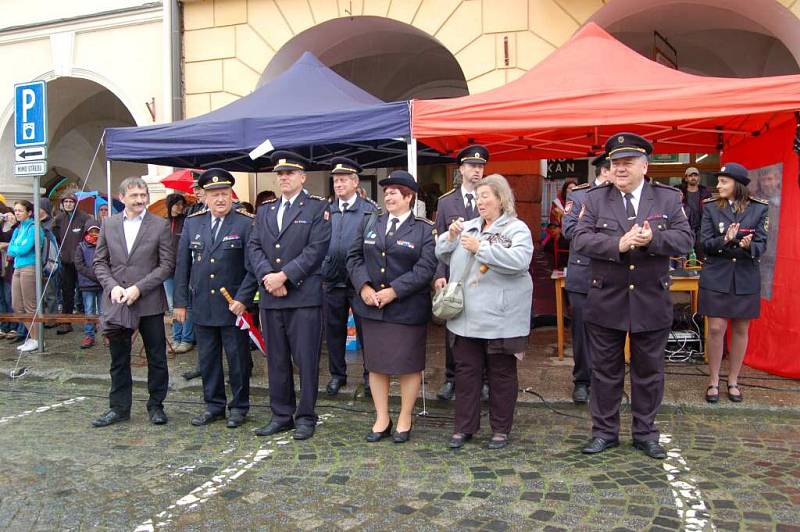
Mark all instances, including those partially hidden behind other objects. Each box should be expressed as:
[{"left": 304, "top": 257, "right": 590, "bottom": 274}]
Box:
[
  {"left": 698, "top": 163, "right": 769, "bottom": 403},
  {"left": 347, "top": 171, "right": 437, "bottom": 443}
]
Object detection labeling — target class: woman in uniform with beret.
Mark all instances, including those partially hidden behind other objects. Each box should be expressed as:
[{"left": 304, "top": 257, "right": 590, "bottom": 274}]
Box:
[
  {"left": 347, "top": 170, "right": 437, "bottom": 443},
  {"left": 699, "top": 163, "right": 769, "bottom": 403}
]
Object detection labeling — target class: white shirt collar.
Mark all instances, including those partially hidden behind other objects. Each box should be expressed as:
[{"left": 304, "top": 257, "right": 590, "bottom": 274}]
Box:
[
  {"left": 281, "top": 191, "right": 302, "bottom": 206},
  {"left": 594, "top": 178, "right": 606, "bottom": 186},
  {"left": 460, "top": 185, "right": 476, "bottom": 202},
  {"left": 338, "top": 194, "right": 358, "bottom": 211},
  {"left": 123, "top": 210, "right": 145, "bottom": 222},
  {"left": 386, "top": 210, "right": 413, "bottom": 232},
  {"left": 620, "top": 179, "right": 645, "bottom": 202}
]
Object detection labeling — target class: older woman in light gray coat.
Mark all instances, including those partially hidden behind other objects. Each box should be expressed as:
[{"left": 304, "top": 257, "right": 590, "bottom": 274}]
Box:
[{"left": 435, "top": 174, "right": 533, "bottom": 450}]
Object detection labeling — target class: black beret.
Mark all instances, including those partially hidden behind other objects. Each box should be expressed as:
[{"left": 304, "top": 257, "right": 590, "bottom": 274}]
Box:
[
  {"left": 379, "top": 170, "right": 419, "bottom": 193},
  {"left": 605, "top": 132, "right": 653, "bottom": 160},
  {"left": 330, "top": 157, "right": 362, "bottom": 175},
  {"left": 457, "top": 144, "right": 490, "bottom": 164},
  {"left": 270, "top": 150, "right": 309, "bottom": 172},
  {"left": 198, "top": 168, "right": 235, "bottom": 190}
]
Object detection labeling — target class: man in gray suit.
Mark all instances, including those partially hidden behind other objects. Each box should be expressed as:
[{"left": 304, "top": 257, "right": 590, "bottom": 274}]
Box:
[{"left": 92, "top": 177, "right": 175, "bottom": 427}]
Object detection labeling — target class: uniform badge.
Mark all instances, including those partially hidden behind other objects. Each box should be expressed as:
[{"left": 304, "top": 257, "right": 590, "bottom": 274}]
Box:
[
  {"left": 617, "top": 136, "right": 625, "bottom": 144},
  {"left": 764, "top": 216, "right": 769, "bottom": 231},
  {"left": 578, "top": 204, "right": 586, "bottom": 219},
  {"left": 195, "top": 234, "right": 200, "bottom": 239},
  {"left": 564, "top": 200, "right": 573, "bottom": 214},
  {"left": 323, "top": 211, "right": 330, "bottom": 221},
  {"left": 718, "top": 222, "right": 725, "bottom": 234}
]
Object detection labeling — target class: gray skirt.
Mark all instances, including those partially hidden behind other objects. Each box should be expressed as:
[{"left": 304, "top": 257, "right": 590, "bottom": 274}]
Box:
[{"left": 361, "top": 318, "right": 426, "bottom": 375}]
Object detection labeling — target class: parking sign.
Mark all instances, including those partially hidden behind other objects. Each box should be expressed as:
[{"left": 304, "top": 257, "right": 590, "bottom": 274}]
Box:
[{"left": 15, "top": 81, "right": 47, "bottom": 147}]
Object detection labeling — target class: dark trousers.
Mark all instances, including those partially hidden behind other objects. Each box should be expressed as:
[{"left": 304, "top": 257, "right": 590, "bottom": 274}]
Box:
[
  {"left": 567, "top": 291, "right": 592, "bottom": 386},
  {"left": 323, "top": 287, "right": 367, "bottom": 382},
  {"left": 60, "top": 262, "right": 77, "bottom": 314},
  {"left": 453, "top": 335, "right": 518, "bottom": 435},
  {"left": 585, "top": 322, "right": 668, "bottom": 442},
  {"left": 108, "top": 313, "right": 169, "bottom": 414},
  {"left": 195, "top": 324, "right": 252, "bottom": 415},
  {"left": 444, "top": 329, "right": 456, "bottom": 382},
  {"left": 261, "top": 306, "right": 322, "bottom": 426}
]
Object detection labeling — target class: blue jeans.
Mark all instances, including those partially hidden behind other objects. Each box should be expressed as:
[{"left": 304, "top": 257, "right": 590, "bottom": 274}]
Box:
[
  {"left": 82, "top": 290, "right": 101, "bottom": 338},
  {"left": 0, "top": 280, "right": 13, "bottom": 333},
  {"left": 164, "top": 277, "right": 194, "bottom": 343}
]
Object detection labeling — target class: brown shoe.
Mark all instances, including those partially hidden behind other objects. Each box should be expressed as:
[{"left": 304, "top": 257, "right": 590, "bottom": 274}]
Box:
[{"left": 80, "top": 336, "right": 95, "bottom": 349}]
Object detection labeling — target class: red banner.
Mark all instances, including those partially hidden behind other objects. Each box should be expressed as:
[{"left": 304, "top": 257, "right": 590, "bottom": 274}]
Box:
[{"left": 725, "top": 120, "right": 800, "bottom": 378}]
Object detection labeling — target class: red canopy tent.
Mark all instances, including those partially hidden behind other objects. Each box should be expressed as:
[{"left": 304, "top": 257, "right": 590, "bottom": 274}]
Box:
[
  {"left": 412, "top": 23, "right": 800, "bottom": 379},
  {"left": 412, "top": 23, "right": 800, "bottom": 160}
]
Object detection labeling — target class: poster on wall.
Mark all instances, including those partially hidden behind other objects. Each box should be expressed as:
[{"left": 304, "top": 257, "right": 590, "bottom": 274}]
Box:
[{"left": 747, "top": 162, "right": 783, "bottom": 299}]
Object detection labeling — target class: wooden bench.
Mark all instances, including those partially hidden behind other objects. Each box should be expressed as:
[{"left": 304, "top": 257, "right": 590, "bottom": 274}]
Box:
[{"left": 0, "top": 313, "right": 99, "bottom": 324}]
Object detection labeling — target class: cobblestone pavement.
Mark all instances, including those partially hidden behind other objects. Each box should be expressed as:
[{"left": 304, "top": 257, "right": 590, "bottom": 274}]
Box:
[{"left": 1, "top": 381, "right": 799, "bottom": 531}]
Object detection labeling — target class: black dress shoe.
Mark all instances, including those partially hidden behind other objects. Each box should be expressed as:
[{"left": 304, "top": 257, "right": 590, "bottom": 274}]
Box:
[
  {"left": 366, "top": 420, "right": 393, "bottom": 442},
  {"left": 254, "top": 420, "right": 294, "bottom": 437},
  {"left": 480, "top": 383, "right": 490, "bottom": 402},
  {"left": 56, "top": 323, "right": 73, "bottom": 335},
  {"left": 486, "top": 433, "right": 509, "bottom": 450},
  {"left": 448, "top": 433, "right": 472, "bottom": 449},
  {"left": 293, "top": 424, "right": 315, "bottom": 440},
  {"left": 727, "top": 384, "right": 743, "bottom": 403},
  {"left": 92, "top": 410, "right": 130, "bottom": 428},
  {"left": 581, "top": 437, "right": 619, "bottom": 454},
  {"left": 149, "top": 407, "right": 168, "bottom": 425},
  {"left": 437, "top": 381, "right": 455, "bottom": 401},
  {"left": 182, "top": 369, "right": 202, "bottom": 380},
  {"left": 227, "top": 411, "right": 246, "bottom": 428},
  {"left": 392, "top": 426, "right": 412, "bottom": 443},
  {"left": 326, "top": 376, "right": 346, "bottom": 396},
  {"left": 572, "top": 383, "right": 589, "bottom": 404},
  {"left": 632, "top": 439, "right": 667, "bottom": 459},
  {"left": 191, "top": 411, "right": 225, "bottom": 426}
]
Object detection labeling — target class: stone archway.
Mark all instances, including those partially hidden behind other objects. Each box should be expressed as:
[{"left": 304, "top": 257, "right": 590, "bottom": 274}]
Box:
[
  {"left": 0, "top": 76, "right": 147, "bottom": 201},
  {"left": 590, "top": 0, "right": 800, "bottom": 77},
  {"left": 259, "top": 16, "right": 468, "bottom": 101}
]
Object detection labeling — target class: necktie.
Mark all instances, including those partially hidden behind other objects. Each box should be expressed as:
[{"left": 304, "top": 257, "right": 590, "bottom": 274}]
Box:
[
  {"left": 341, "top": 202, "right": 349, "bottom": 213},
  {"left": 211, "top": 217, "right": 221, "bottom": 243},
  {"left": 624, "top": 192, "right": 636, "bottom": 221},
  {"left": 386, "top": 217, "right": 399, "bottom": 246},
  {"left": 280, "top": 200, "right": 291, "bottom": 231},
  {"left": 465, "top": 193, "right": 475, "bottom": 219}
]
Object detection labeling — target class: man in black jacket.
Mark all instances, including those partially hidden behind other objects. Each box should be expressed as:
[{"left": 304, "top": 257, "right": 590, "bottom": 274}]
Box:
[
  {"left": 678, "top": 167, "right": 712, "bottom": 260},
  {"left": 53, "top": 192, "right": 90, "bottom": 334}
]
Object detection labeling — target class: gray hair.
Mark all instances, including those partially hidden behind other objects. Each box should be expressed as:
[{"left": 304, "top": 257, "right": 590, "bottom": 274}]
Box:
[
  {"left": 118, "top": 177, "right": 148, "bottom": 196},
  {"left": 476, "top": 174, "right": 516, "bottom": 217}
]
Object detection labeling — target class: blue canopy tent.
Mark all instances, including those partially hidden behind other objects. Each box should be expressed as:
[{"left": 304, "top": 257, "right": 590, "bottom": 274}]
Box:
[{"left": 104, "top": 52, "right": 443, "bottom": 172}]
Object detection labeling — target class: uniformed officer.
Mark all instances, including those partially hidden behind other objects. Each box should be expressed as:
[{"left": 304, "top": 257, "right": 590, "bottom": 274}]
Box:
[
  {"left": 173, "top": 168, "right": 258, "bottom": 428},
  {"left": 321, "top": 157, "right": 377, "bottom": 396},
  {"left": 698, "top": 163, "right": 768, "bottom": 404},
  {"left": 248, "top": 150, "right": 332, "bottom": 440},
  {"left": 562, "top": 152, "right": 612, "bottom": 404},
  {"left": 346, "top": 170, "right": 437, "bottom": 443},
  {"left": 573, "top": 133, "right": 693, "bottom": 459},
  {"left": 433, "top": 144, "right": 490, "bottom": 401}
]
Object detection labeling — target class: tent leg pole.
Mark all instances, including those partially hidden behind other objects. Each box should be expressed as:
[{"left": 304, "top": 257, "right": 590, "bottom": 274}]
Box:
[
  {"left": 407, "top": 136, "right": 419, "bottom": 215},
  {"left": 106, "top": 160, "right": 112, "bottom": 213}
]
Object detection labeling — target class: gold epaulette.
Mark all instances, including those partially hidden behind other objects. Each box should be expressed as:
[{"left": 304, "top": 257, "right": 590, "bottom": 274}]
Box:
[
  {"left": 187, "top": 209, "right": 207, "bottom": 218},
  {"left": 261, "top": 197, "right": 278, "bottom": 205},
  {"left": 308, "top": 194, "right": 326, "bottom": 201},
  {"left": 236, "top": 207, "right": 255, "bottom": 218},
  {"left": 703, "top": 196, "right": 717, "bottom": 203},
  {"left": 363, "top": 197, "right": 379, "bottom": 208},
  {"left": 750, "top": 196, "right": 769, "bottom": 205},
  {"left": 438, "top": 188, "right": 457, "bottom": 199},
  {"left": 587, "top": 181, "right": 613, "bottom": 192},
  {"left": 415, "top": 216, "right": 434, "bottom": 226},
  {"left": 572, "top": 183, "right": 591, "bottom": 191}
]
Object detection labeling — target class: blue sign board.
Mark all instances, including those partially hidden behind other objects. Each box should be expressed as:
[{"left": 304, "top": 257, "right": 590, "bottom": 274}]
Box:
[{"left": 14, "top": 81, "right": 47, "bottom": 147}]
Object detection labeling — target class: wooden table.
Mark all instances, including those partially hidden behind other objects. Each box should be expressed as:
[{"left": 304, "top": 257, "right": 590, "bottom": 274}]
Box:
[{"left": 552, "top": 272, "right": 707, "bottom": 361}]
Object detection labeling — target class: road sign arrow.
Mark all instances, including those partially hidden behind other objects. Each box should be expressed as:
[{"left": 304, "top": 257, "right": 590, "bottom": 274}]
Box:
[{"left": 15, "top": 146, "right": 46, "bottom": 162}]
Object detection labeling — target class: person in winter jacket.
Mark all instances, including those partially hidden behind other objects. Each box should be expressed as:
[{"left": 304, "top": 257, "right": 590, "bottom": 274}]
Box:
[
  {"left": 74, "top": 219, "right": 102, "bottom": 348},
  {"left": 7, "top": 200, "right": 44, "bottom": 352},
  {"left": 52, "top": 192, "right": 90, "bottom": 334}
]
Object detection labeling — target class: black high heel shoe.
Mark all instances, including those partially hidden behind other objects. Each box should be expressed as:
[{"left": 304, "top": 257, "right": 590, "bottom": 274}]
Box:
[
  {"left": 393, "top": 424, "right": 412, "bottom": 443},
  {"left": 366, "top": 419, "right": 393, "bottom": 442}
]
